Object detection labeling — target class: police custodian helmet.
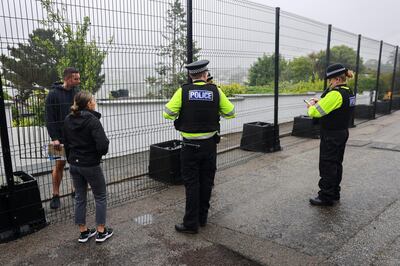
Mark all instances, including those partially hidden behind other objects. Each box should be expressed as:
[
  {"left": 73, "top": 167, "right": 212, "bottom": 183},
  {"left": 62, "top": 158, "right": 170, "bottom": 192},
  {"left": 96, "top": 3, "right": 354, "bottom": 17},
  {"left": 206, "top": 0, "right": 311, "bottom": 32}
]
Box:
[
  {"left": 326, "top": 63, "right": 347, "bottom": 79},
  {"left": 185, "top": 60, "right": 209, "bottom": 74}
]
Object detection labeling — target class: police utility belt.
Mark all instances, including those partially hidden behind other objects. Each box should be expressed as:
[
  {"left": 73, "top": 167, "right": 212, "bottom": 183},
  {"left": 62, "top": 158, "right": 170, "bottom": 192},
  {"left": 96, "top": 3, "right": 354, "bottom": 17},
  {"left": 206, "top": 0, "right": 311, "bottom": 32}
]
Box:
[{"left": 182, "top": 134, "right": 220, "bottom": 148}]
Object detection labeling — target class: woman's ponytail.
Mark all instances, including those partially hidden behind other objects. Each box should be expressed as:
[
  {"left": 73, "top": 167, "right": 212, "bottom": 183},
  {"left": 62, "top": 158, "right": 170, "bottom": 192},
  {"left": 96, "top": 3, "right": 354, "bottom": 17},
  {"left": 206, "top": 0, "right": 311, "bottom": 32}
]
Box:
[
  {"left": 70, "top": 91, "right": 93, "bottom": 116},
  {"left": 345, "top": 70, "right": 354, "bottom": 79}
]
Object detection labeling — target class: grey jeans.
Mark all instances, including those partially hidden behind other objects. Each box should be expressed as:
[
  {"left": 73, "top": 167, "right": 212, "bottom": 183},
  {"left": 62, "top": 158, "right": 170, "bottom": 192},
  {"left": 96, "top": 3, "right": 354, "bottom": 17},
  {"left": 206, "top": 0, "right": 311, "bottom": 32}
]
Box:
[{"left": 70, "top": 164, "right": 107, "bottom": 226}]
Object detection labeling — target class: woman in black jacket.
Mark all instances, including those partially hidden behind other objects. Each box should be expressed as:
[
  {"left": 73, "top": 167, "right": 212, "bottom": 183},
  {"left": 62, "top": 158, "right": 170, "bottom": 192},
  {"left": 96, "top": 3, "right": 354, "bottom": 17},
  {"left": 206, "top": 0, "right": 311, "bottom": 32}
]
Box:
[{"left": 64, "top": 91, "right": 113, "bottom": 243}]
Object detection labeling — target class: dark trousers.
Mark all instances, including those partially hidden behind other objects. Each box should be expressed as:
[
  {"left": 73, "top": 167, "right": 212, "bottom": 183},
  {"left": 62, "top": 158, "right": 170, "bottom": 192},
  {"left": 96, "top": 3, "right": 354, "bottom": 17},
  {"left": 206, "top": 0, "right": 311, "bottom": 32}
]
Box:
[
  {"left": 181, "top": 137, "right": 217, "bottom": 229},
  {"left": 318, "top": 129, "right": 349, "bottom": 201},
  {"left": 70, "top": 164, "right": 107, "bottom": 226}
]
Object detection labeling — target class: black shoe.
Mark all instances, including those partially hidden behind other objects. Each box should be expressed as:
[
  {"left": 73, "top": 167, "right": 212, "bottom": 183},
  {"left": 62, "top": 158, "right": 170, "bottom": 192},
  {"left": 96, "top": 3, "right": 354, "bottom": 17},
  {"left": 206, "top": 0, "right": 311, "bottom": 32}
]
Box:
[
  {"left": 309, "top": 196, "right": 334, "bottom": 206},
  {"left": 50, "top": 195, "right": 61, "bottom": 209},
  {"left": 78, "top": 228, "right": 96, "bottom": 243},
  {"left": 96, "top": 227, "right": 113, "bottom": 243},
  {"left": 175, "top": 223, "right": 198, "bottom": 234},
  {"left": 199, "top": 218, "right": 207, "bottom": 227}
]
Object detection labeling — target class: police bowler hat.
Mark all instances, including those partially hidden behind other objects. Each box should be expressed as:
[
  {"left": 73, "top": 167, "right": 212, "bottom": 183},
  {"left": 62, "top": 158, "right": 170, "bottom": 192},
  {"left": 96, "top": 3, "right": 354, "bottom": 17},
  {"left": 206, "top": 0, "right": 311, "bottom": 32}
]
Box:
[
  {"left": 185, "top": 60, "right": 209, "bottom": 74},
  {"left": 326, "top": 63, "right": 347, "bottom": 79}
]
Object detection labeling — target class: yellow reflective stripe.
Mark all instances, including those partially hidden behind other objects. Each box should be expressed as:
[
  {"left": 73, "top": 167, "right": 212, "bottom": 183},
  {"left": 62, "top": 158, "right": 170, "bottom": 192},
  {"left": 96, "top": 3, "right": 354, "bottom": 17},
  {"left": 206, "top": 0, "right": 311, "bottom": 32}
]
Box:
[
  {"left": 221, "top": 107, "right": 235, "bottom": 117},
  {"left": 181, "top": 131, "right": 216, "bottom": 139},
  {"left": 164, "top": 88, "right": 182, "bottom": 116},
  {"left": 314, "top": 104, "right": 327, "bottom": 116},
  {"left": 164, "top": 106, "right": 177, "bottom": 116}
]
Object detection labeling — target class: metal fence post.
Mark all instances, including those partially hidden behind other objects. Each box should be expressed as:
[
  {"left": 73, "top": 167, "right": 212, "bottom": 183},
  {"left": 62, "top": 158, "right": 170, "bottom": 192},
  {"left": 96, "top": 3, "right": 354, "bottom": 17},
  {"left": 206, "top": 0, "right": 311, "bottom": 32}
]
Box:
[
  {"left": 389, "top": 45, "right": 398, "bottom": 113},
  {"left": 186, "top": 0, "right": 193, "bottom": 83},
  {"left": 323, "top": 25, "right": 332, "bottom": 90},
  {"left": 351, "top": 34, "right": 362, "bottom": 127},
  {"left": 373, "top": 40, "right": 383, "bottom": 119},
  {"left": 272, "top": 7, "right": 281, "bottom": 151},
  {"left": 0, "top": 75, "right": 14, "bottom": 190}
]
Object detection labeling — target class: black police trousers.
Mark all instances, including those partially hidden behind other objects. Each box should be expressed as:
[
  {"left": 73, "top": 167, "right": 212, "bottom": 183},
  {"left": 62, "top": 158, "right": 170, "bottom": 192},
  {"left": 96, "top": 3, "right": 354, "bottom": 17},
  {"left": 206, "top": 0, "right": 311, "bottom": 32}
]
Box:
[
  {"left": 181, "top": 137, "right": 217, "bottom": 229},
  {"left": 318, "top": 129, "right": 349, "bottom": 201}
]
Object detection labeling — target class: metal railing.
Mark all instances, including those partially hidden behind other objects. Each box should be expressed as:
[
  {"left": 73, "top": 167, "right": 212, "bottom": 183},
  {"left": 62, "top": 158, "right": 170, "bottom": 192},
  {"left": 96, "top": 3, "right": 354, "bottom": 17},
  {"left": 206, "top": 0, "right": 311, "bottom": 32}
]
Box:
[{"left": 0, "top": 0, "right": 398, "bottom": 223}]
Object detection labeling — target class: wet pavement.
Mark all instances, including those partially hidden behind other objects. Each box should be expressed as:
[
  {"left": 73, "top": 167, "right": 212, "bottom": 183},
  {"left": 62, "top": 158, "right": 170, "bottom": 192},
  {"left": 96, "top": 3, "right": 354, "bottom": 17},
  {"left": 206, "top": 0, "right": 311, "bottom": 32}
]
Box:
[{"left": 2, "top": 112, "right": 400, "bottom": 265}]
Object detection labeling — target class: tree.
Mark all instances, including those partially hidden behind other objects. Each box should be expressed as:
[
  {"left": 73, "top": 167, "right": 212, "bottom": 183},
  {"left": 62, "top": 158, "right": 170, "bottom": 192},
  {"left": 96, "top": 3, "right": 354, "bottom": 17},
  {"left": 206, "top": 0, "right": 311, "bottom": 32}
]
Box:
[
  {"left": 312, "top": 45, "right": 364, "bottom": 79},
  {"left": 284, "top": 56, "right": 314, "bottom": 83},
  {"left": 40, "top": 0, "right": 109, "bottom": 94},
  {"left": 0, "top": 28, "right": 63, "bottom": 100},
  {"left": 247, "top": 54, "right": 287, "bottom": 86},
  {"left": 146, "top": 0, "right": 200, "bottom": 98}
]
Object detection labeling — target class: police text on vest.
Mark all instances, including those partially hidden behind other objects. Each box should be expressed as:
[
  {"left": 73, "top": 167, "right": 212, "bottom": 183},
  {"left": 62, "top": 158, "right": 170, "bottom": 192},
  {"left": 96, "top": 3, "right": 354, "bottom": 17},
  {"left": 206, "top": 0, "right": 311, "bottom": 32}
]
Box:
[{"left": 188, "top": 90, "right": 213, "bottom": 101}]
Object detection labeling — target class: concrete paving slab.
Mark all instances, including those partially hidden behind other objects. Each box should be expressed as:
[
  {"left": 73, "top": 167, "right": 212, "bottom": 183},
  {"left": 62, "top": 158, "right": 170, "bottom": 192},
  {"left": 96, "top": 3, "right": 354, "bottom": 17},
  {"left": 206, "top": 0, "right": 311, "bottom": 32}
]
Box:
[
  {"left": 2, "top": 112, "right": 400, "bottom": 265},
  {"left": 328, "top": 199, "right": 400, "bottom": 265}
]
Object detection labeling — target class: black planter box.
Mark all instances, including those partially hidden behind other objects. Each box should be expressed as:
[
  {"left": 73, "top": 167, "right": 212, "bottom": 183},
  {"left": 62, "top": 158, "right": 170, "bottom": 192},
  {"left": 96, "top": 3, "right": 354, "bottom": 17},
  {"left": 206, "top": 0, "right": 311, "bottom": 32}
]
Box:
[
  {"left": 390, "top": 97, "right": 400, "bottom": 110},
  {"left": 148, "top": 140, "right": 183, "bottom": 185},
  {"left": 111, "top": 89, "right": 129, "bottom": 98},
  {"left": 240, "top": 122, "right": 278, "bottom": 152},
  {"left": 376, "top": 101, "right": 391, "bottom": 114},
  {"left": 391, "top": 98, "right": 400, "bottom": 110},
  {"left": 291, "top": 115, "right": 320, "bottom": 139},
  {"left": 0, "top": 171, "right": 47, "bottom": 243},
  {"left": 354, "top": 104, "right": 375, "bottom": 119}
]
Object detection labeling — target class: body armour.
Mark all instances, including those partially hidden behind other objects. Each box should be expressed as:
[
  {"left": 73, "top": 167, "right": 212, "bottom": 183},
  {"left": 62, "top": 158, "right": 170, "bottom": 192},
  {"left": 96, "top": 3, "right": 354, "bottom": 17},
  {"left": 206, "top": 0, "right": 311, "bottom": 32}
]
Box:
[
  {"left": 174, "top": 83, "right": 220, "bottom": 133},
  {"left": 320, "top": 86, "right": 355, "bottom": 130}
]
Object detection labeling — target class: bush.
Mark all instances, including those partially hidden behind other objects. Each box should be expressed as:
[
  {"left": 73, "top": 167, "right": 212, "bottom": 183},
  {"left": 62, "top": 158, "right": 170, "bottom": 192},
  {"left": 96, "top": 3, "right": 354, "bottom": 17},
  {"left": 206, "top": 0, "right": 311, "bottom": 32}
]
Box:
[
  {"left": 3, "top": 91, "right": 12, "bottom": 100},
  {"left": 244, "top": 79, "right": 324, "bottom": 95},
  {"left": 283, "top": 79, "right": 324, "bottom": 94},
  {"left": 349, "top": 74, "right": 375, "bottom": 93},
  {"left": 12, "top": 89, "right": 47, "bottom": 127},
  {"left": 219, "top": 83, "right": 246, "bottom": 97},
  {"left": 245, "top": 85, "right": 273, "bottom": 94}
]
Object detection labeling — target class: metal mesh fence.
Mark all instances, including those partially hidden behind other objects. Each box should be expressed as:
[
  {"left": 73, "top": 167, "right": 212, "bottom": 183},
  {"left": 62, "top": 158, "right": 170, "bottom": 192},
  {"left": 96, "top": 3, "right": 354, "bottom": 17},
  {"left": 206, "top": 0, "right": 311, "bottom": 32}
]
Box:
[
  {"left": 393, "top": 48, "right": 400, "bottom": 110},
  {"left": 375, "top": 43, "right": 396, "bottom": 117},
  {"left": 0, "top": 0, "right": 399, "bottom": 224},
  {"left": 355, "top": 36, "right": 381, "bottom": 120},
  {"left": 192, "top": 0, "right": 276, "bottom": 167},
  {"left": 279, "top": 11, "right": 328, "bottom": 128}
]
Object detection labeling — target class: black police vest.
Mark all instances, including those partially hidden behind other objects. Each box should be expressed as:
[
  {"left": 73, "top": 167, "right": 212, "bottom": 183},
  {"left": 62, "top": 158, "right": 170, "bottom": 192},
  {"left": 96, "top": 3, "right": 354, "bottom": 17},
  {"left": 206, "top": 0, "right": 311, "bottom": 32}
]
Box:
[
  {"left": 320, "top": 86, "right": 355, "bottom": 130},
  {"left": 174, "top": 83, "right": 220, "bottom": 133}
]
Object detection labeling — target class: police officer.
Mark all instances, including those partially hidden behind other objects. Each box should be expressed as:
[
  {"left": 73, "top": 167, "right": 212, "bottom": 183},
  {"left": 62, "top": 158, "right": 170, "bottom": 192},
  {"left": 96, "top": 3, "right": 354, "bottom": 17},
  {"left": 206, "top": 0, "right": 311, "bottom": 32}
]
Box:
[
  {"left": 163, "top": 60, "right": 235, "bottom": 233},
  {"left": 306, "top": 63, "right": 355, "bottom": 206}
]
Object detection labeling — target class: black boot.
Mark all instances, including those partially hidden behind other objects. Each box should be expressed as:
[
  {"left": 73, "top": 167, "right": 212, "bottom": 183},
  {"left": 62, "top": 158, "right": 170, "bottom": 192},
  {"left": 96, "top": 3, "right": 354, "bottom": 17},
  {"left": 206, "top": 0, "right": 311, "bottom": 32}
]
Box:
[
  {"left": 175, "top": 223, "right": 198, "bottom": 234},
  {"left": 309, "top": 196, "right": 334, "bottom": 206}
]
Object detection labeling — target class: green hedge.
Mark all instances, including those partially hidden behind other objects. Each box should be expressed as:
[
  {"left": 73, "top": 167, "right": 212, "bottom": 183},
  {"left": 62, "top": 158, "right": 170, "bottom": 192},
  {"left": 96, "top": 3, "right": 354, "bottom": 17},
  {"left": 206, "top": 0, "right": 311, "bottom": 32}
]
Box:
[
  {"left": 219, "top": 83, "right": 246, "bottom": 97},
  {"left": 219, "top": 79, "right": 325, "bottom": 95},
  {"left": 218, "top": 75, "right": 382, "bottom": 96}
]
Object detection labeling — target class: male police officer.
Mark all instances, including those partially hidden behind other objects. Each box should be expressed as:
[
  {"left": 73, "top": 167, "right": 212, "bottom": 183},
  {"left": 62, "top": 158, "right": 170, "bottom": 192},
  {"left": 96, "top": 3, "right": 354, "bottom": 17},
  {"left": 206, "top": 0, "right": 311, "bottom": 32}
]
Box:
[
  {"left": 306, "top": 63, "right": 355, "bottom": 206},
  {"left": 163, "top": 60, "right": 235, "bottom": 233}
]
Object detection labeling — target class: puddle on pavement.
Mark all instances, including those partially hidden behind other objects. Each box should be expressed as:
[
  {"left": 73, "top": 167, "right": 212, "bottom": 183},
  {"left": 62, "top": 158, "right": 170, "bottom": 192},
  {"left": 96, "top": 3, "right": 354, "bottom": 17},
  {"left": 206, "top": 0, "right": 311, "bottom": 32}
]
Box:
[{"left": 134, "top": 214, "right": 154, "bottom": 225}]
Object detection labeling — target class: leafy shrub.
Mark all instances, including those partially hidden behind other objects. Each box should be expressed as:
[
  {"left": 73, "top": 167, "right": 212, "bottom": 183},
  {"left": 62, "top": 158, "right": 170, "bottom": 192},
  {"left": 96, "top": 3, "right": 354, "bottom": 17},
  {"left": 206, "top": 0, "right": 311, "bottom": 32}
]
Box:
[
  {"left": 245, "top": 85, "right": 273, "bottom": 94},
  {"left": 244, "top": 79, "right": 324, "bottom": 95},
  {"left": 283, "top": 79, "right": 324, "bottom": 94},
  {"left": 219, "top": 83, "right": 246, "bottom": 97},
  {"left": 349, "top": 74, "right": 375, "bottom": 93}
]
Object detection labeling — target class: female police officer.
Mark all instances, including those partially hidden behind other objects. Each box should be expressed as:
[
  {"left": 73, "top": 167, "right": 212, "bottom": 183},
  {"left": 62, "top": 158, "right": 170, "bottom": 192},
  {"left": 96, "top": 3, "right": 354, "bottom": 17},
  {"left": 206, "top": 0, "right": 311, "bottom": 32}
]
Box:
[{"left": 306, "top": 63, "right": 355, "bottom": 206}]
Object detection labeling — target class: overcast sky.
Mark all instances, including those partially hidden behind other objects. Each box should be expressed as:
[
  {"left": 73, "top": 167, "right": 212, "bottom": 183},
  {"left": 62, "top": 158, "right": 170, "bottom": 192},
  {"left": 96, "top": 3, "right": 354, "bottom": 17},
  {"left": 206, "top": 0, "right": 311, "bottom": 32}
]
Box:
[{"left": 251, "top": 0, "right": 400, "bottom": 45}]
